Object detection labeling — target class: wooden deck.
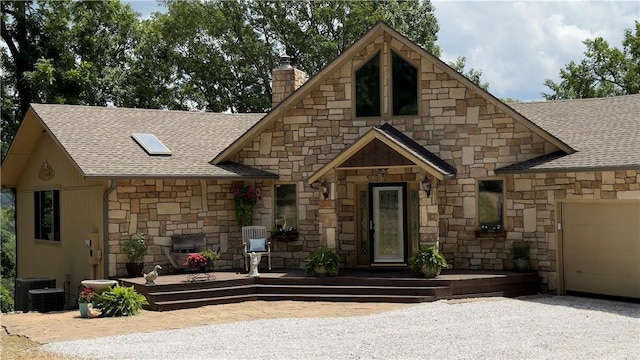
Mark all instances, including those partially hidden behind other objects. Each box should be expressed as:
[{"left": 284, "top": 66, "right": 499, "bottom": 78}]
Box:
[{"left": 119, "top": 269, "right": 539, "bottom": 312}]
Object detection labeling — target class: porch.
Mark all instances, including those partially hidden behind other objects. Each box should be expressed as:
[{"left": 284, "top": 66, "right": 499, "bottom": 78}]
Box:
[{"left": 119, "top": 269, "right": 538, "bottom": 312}]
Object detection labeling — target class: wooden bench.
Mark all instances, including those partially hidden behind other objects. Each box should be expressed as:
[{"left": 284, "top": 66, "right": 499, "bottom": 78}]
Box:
[
  {"left": 164, "top": 234, "right": 207, "bottom": 271},
  {"left": 171, "top": 234, "right": 206, "bottom": 253}
]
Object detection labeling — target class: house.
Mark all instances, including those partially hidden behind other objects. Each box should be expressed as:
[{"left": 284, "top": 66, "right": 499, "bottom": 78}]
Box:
[{"left": 2, "top": 22, "right": 638, "bottom": 299}]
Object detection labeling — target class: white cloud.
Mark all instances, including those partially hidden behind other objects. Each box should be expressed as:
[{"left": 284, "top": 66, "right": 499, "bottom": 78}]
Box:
[{"left": 434, "top": 0, "right": 639, "bottom": 100}]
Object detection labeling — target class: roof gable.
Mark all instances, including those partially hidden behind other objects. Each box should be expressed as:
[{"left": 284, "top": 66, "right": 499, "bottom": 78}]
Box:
[
  {"left": 212, "top": 21, "right": 573, "bottom": 164},
  {"left": 308, "top": 123, "right": 456, "bottom": 184}
]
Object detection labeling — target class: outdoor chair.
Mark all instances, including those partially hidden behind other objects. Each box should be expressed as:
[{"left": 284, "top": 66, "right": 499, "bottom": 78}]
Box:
[{"left": 242, "top": 226, "right": 271, "bottom": 271}]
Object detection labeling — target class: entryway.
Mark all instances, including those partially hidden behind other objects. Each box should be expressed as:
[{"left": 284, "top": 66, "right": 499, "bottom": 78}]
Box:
[{"left": 370, "top": 183, "right": 408, "bottom": 264}]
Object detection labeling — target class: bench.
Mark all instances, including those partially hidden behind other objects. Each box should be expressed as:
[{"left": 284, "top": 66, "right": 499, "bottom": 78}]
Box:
[
  {"left": 171, "top": 234, "right": 206, "bottom": 253},
  {"left": 164, "top": 234, "right": 207, "bottom": 271}
]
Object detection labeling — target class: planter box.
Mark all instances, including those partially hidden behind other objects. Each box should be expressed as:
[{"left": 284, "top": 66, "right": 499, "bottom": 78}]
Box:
[
  {"left": 271, "top": 232, "right": 299, "bottom": 241},
  {"left": 475, "top": 231, "right": 507, "bottom": 239}
]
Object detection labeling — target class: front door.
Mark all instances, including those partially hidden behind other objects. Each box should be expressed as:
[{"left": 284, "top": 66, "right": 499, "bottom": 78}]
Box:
[{"left": 370, "top": 183, "right": 407, "bottom": 264}]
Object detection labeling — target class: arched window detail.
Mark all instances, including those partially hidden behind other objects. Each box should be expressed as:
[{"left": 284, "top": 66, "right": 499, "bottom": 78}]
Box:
[
  {"left": 355, "top": 53, "right": 381, "bottom": 117},
  {"left": 392, "top": 52, "right": 418, "bottom": 116}
]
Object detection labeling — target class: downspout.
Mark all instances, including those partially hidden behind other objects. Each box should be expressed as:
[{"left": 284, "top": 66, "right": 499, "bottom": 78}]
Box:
[{"left": 103, "top": 179, "right": 117, "bottom": 279}]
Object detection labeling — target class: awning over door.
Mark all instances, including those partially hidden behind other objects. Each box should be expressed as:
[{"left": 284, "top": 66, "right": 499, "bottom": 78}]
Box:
[{"left": 308, "top": 123, "right": 456, "bottom": 184}]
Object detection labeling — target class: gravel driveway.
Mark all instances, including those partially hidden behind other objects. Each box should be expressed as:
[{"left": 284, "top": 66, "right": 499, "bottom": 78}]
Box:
[{"left": 43, "top": 295, "right": 639, "bottom": 359}]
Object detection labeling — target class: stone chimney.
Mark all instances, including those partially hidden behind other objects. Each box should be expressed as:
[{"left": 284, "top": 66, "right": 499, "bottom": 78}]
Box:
[{"left": 271, "top": 55, "right": 307, "bottom": 109}]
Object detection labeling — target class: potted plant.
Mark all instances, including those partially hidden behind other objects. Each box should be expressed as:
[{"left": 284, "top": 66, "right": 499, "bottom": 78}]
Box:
[
  {"left": 304, "top": 247, "right": 339, "bottom": 276},
  {"left": 512, "top": 240, "right": 530, "bottom": 271},
  {"left": 199, "top": 248, "right": 219, "bottom": 272},
  {"left": 122, "top": 233, "right": 148, "bottom": 277},
  {"left": 183, "top": 253, "right": 209, "bottom": 270},
  {"left": 78, "top": 287, "right": 97, "bottom": 318},
  {"left": 409, "top": 245, "right": 448, "bottom": 278}
]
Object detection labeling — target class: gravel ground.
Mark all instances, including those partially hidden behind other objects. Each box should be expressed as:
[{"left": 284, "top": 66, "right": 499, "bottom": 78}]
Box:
[{"left": 43, "top": 296, "right": 639, "bottom": 360}]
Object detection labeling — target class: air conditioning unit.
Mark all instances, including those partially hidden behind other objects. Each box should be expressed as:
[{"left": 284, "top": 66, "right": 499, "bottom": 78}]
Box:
[
  {"left": 28, "top": 288, "right": 65, "bottom": 312},
  {"left": 15, "top": 277, "right": 56, "bottom": 312}
]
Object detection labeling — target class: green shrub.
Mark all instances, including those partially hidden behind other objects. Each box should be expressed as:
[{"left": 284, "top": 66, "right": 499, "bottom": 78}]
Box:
[
  {"left": 95, "top": 285, "right": 148, "bottom": 317},
  {"left": 0, "top": 284, "right": 14, "bottom": 313}
]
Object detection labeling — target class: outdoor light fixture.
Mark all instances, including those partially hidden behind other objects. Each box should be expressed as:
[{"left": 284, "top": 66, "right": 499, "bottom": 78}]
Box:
[
  {"left": 312, "top": 180, "right": 330, "bottom": 200},
  {"left": 320, "top": 181, "right": 330, "bottom": 200},
  {"left": 421, "top": 177, "right": 432, "bottom": 197}
]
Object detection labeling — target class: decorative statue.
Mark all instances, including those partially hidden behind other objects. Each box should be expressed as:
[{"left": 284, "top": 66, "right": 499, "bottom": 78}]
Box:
[
  {"left": 248, "top": 252, "right": 262, "bottom": 278},
  {"left": 144, "top": 264, "right": 162, "bottom": 285}
]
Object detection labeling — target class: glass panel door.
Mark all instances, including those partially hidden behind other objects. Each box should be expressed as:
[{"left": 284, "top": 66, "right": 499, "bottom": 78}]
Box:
[{"left": 371, "top": 185, "right": 406, "bottom": 263}]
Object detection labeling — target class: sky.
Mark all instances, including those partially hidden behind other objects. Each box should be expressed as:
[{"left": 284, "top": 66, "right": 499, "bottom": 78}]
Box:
[{"left": 127, "top": 0, "right": 639, "bottom": 101}]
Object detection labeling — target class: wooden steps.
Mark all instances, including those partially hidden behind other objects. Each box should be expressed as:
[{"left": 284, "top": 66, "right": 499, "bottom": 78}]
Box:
[{"left": 120, "top": 270, "right": 539, "bottom": 312}]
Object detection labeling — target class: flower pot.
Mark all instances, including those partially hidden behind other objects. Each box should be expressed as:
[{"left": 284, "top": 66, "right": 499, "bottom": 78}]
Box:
[
  {"left": 513, "top": 258, "right": 530, "bottom": 272},
  {"left": 79, "top": 302, "right": 89, "bottom": 318},
  {"left": 421, "top": 265, "right": 441, "bottom": 278},
  {"left": 126, "top": 263, "right": 144, "bottom": 277},
  {"left": 314, "top": 265, "right": 328, "bottom": 277}
]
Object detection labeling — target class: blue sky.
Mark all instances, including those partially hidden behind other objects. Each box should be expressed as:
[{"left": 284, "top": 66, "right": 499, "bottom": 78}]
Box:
[{"left": 126, "top": 0, "right": 639, "bottom": 101}]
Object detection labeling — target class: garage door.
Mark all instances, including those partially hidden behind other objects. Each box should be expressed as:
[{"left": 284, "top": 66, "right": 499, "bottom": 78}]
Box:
[{"left": 562, "top": 201, "right": 640, "bottom": 298}]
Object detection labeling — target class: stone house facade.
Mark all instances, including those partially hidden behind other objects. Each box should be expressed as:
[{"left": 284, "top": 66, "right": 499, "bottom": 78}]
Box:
[{"left": 3, "top": 22, "right": 638, "bottom": 298}]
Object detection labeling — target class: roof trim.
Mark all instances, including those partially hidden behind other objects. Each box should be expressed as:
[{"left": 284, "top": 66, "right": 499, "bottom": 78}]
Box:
[
  {"left": 496, "top": 164, "right": 640, "bottom": 175},
  {"left": 212, "top": 21, "right": 574, "bottom": 164},
  {"left": 82, "top": 161, "right": 280, "bottom": 180},
  {"left": 494, "top": 151, "right": 640, "bottom": 174},
  {"left": 307, "top": 124, "right": 456, "bottom": 184}
]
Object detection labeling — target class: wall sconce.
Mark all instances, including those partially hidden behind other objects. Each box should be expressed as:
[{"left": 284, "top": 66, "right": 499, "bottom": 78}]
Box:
[
  {"left": 378, "top": 168, "right": 387, "bottom": 180},
  {"left": 421, "top": 177, "right": 432, "bottom": 197},
  {"left": 312, "top": 180, "right": 330, "bottom": 200}
]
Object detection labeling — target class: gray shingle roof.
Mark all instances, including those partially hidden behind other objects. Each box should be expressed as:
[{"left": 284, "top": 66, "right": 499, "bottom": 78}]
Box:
[
  {"left": 506, "top": 94, "right": 640, "bottom": 172},
  {"left": 31, "top": 104, "right": 277, "bottom": 179},
  {"left": 376, "top": 123, "right": 457, "bottom": 176}
]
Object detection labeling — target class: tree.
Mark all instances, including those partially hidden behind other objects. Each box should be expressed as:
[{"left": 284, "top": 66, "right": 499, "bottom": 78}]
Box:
[
  {"left": 448, "top": 56, "right": 489, "bottom": 90},
  {"left": 1, "top": 0, "right": 141, "bottom": 160},
  {"left": 542, "top": 21, "right": 640, "bottom": 100}
]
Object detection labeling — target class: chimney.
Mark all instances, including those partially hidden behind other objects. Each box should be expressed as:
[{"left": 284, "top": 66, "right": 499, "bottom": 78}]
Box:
[{"left": 271, "top": 55, "right": 308, "bottom": 109}]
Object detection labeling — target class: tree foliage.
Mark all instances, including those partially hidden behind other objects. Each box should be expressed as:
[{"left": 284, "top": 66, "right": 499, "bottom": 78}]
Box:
[
  {"left": 1, "top": 0, "right": 141, "bottom": 159},
  {"left": 542, "top": 21, "right": 640, "bottom": 100},
  {"left": 448, "top": 56, "right": 489, "bottom": 90}
]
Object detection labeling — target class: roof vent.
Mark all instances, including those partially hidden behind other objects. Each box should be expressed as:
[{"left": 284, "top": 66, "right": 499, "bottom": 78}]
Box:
[{"left": 131, "top": 133, "right": 172, "bottom": 156}]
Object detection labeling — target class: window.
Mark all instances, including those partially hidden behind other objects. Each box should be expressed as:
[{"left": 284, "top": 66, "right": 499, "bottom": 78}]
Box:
[
  {"left": 131, "top": 133, "right": 172, "bottom": 155},
  {"left": 34, "top": 190, "right": 60, "bottom": 241},
  {"left": 477, "top": 180, "right": 504, "bottom": 233},
  {"left": 392, "top": 52, "right": 418, "bottom": 115},
  {"left": 274, "top": 184, "right": 297, "bottom": 230},
  {"left": 355, "top": 53, "right": 381, "bottom": 117}
]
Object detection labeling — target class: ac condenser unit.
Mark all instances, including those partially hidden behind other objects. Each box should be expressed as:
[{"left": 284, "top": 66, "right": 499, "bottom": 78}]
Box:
[{"left": 15, "top": 277, "right": 56, "bottom": 312}]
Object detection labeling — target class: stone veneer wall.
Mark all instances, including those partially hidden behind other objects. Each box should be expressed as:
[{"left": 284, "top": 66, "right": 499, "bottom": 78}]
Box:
[
  {"left": 107, "top": 178, "right": 330, "bottom": 276},
  {"left": 441, "top": 169, "right": 639, "bottom": 293}
]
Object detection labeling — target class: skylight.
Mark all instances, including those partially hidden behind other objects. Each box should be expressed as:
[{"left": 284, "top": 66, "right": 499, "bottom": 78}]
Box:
[{"left": 131, "top": 133, "right": 172, "bottom": 156}]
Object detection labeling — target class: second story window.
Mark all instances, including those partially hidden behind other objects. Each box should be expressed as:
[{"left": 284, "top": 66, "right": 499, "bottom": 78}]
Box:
[
  {"left": 355, "top": 52, "right": 381, "bottom": 117},
  {"left": 392, "top": 52, "right": 418, "bottom": 115}
]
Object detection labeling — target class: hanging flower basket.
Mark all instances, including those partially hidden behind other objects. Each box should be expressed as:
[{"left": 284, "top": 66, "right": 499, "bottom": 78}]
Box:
[{"left": 232, "top": 184, "right": 259, "bottom": 226}]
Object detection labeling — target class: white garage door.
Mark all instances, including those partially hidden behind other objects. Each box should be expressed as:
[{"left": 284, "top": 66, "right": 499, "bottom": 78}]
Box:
[{"left": 562, "top": 201, "right": 640, "bottom": 298}]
